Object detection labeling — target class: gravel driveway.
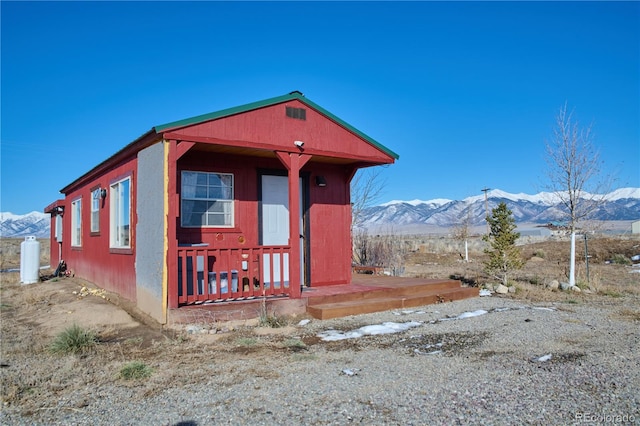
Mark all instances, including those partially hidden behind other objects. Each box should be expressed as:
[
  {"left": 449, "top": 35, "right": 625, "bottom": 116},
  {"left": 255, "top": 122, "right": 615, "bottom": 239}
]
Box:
[{"left": 3, "top": 292, "right": 638, "bottom": 426}]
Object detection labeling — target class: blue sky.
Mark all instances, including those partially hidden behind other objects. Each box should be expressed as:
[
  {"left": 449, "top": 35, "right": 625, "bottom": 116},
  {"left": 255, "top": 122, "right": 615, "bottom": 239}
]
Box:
[{"left": 2, "top": 1, "right": 638, "bottom": 214}]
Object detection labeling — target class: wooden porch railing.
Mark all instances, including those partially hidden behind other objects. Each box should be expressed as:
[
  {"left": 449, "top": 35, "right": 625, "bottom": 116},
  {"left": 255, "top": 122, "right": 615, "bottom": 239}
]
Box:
[{"left": 177, "top": 246, "right": 292, "bottom": 305}]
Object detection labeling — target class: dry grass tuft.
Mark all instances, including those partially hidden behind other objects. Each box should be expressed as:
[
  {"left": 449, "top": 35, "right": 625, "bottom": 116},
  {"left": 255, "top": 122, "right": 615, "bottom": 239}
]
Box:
[
  {"left": 119, "top": 361, "right": 153, "bottom": 380},
  {"left": 49, "top": 324, "right": 99, "bottom": 355},
  {"left": 615, "top": 309, "right": 640, "bottom": 322}
]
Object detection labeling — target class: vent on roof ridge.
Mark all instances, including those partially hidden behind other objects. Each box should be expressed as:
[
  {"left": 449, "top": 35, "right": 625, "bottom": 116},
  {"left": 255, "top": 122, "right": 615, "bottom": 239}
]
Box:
[{"left": 286, "top": 106, "right": 306, "bottom": 120}]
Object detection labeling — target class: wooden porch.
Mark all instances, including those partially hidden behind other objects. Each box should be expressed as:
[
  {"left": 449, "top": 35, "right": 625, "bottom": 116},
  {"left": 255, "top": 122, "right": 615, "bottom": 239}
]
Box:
[
  {"left": 305, "top": 275, "right": 479, "bottom": 319},
  {"left": 168, "top": 274, "right": 479, "bottom": 324}
]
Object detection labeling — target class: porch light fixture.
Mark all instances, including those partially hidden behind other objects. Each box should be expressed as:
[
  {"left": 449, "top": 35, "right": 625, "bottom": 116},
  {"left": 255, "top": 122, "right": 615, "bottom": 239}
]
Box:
[
  {"left": 315, "top": 176, "right": 327, "bottom": 187},
  {"left": 100, "top": 188, "right": 107, "bottom": 199}
]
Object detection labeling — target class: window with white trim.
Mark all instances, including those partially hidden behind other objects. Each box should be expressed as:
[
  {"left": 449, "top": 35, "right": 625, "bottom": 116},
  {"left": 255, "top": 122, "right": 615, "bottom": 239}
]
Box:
[
  {"left": 71, "top": 198, "right": 82, "bottom": 247},
  {"left": 91, "top": 188, "right": 100, "bottom": 233},
  {"left": 181, "top": 171, "right": 234, "bottom": 227},
  {"left": 110, "top": 177, "right": 131, "bottom": 248}
]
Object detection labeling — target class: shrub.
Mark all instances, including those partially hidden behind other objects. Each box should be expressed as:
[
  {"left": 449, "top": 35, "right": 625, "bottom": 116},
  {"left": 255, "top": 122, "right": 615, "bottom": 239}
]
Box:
[
  {"left": 260, "top": 314, "right": 288, "bottom": 328},
  {"left": 258, "top": 297, "right": 288, "bottom": 328},
  {"left": 533, "top": 249, "right": 546, "bottom": 259},
  {"left": 49, "top": 324, "right": 98, "bottom": 355},
  {"left": 610, "top": 254, "right": 631, "bottom": 265},
  {"left": 528, "top": 276, "right": 542, "bottom": 286},
  {"left": 236, "top": 337, "right": 259, "bottom": 347},
  {"left": 601, "top": 289, "right": 623, "bottom": 298},
  {"left": 284, "top": 338, "right": 307, "bottom": 350},
  {"left": 120, "top": 361, "right": 153, "bottom": 380},
  {"left": 575, "top": 280, "right": 590, "bottom": 290}
]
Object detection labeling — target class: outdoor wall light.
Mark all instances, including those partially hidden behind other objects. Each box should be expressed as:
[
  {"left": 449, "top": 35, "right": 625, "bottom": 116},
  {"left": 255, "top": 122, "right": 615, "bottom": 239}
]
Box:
[
  {"left": 315, "top": 176, "right": 327, "bottom": 187},
  {"left": 100, "top": 188, "right": 107, "bottom": 199}
]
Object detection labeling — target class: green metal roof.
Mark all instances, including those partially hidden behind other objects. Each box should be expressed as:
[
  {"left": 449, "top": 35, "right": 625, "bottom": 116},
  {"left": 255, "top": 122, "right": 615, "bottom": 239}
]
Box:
[{"left": 153, "top": 91, "right": 399, "bottom": 160}]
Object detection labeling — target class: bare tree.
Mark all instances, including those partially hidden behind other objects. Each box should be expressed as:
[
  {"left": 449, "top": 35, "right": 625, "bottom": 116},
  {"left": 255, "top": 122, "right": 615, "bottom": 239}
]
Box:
[
  {"left": 351, "top": 167, "right": 386, "bottom": 266},
  {"left": 352, "top": 227, "right": 371, "bottom": 266},
  {"left": 452, "top": 202, "right": 473, "bottom": 262},
  {"left": 352, "top": 228, "right": 407, "bottom": 275},
  {"left": 544, "top": 103, "right": 608, "bottom": 287},
  {"left": 351, "top": 167, "right": 387, "bottom": 230},
  {"left": 350, "top": 167, "right": 409, "bottom": 275}
]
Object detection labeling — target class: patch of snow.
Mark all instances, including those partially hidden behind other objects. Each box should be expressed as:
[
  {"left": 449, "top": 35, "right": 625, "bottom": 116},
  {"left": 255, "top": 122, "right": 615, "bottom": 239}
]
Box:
[
  {"left": 479, "top": 289, "right": 492, "bottom": 297},
  {"left": 439, "top": 309, "right": 488, "bottom": 321},
  {"left": 535, "top": 354, "right": 552, "bottom": 362},
  {"left": 463, "top": 189, "right": 563, "bottom": 205},
  {"left": 456, "top": 309, "right": 488, "bottom": 319},
  {"left": 341, "top": 368, "right": 360, "bottom": 376},
  {"left": 317, "top": 305, "right": 557, "bottom": 343},
  {"left": 0, "top": 211, "right": 48, "bottom": 221},
  {"left": 380, "top": 198, "right": 452, "bottom": 207},
  {"left": 414, "top": 349, "right": 442, "bottom": 355},
  {"left": 603, "top": 187, "right": 640, "bottom": 201},
  {"left": 297, "top": 319, "right": 311, "bottom": 326},
  {"left": 317, "top": 321, "right": 422, "bottom": 341}
]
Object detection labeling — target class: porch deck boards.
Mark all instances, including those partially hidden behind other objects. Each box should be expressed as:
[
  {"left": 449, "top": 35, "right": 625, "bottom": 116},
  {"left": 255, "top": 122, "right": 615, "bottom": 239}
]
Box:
[
  {"left": 168, "top": 275, "right": 479, "bottom": 324},
  {"left": 304, "top": 275, "right": 479, "bottom": 320}
]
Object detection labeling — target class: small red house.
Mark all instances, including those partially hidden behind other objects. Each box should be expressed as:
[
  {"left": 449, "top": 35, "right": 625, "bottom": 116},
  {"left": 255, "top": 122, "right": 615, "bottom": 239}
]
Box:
[{"left": 45, "top": 92, "right": 398, "bottom": 324}]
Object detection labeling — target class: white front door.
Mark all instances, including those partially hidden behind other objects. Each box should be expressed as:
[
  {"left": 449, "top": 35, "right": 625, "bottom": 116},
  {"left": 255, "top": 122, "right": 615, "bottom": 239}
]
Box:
[
  {"left": 260, "top": 174, "right": 307, "bottom": 287},
  {"left": 261, "top": 175, "right": 290, "bottom": 245}
]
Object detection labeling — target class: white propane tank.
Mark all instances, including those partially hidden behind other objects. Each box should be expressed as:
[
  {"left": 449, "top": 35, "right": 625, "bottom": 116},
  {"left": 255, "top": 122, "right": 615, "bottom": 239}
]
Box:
[{"left": 20, "top": 236, "right": 40, "bottom": 284}]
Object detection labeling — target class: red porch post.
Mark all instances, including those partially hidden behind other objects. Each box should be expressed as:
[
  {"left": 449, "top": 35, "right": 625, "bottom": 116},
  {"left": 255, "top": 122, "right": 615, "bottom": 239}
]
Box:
[{"left": 276, "top": 151, "right": 311, "bottom": 299}]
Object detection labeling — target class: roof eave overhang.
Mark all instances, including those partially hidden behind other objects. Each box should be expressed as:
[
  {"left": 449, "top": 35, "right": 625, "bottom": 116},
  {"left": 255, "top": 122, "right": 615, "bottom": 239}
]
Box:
[
  {"left": 44, "top": 199, "right": 65, "bottom": 214},
  {"left": 59, "top": 129, "right": 161, "bottom": 194}
]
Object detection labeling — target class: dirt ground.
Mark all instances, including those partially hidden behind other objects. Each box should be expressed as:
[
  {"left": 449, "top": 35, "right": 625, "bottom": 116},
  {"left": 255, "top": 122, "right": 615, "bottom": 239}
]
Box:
[
  {"left": 404, "top": 236, "right": 640, "bottom": 302},
  {"left": 1, "top": 235, "right": 639, "bottom": 422}
]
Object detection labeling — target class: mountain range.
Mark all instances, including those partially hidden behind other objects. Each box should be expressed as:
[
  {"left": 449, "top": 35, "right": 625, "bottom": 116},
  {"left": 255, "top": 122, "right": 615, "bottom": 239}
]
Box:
[
  {"left": 0, "top": 211, "right": 50, "bottom": 238},
  {"left": 360, "top": 187, "right": 640, "bottom": 232},
  {"left": 1, "top": 188, "right": 639, "bottom": 238}
]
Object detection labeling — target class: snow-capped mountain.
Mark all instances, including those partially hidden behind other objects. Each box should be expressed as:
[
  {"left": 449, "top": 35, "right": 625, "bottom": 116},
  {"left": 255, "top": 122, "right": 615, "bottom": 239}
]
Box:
[
  {"left": 361, "top": 188, "right": 640, "bottom": 230},
  {"left": 0, "top": 212, "right": 50, "bottom": 238},
  {"left": 2, "top": 188, "right": 638, "bottom": 237}
]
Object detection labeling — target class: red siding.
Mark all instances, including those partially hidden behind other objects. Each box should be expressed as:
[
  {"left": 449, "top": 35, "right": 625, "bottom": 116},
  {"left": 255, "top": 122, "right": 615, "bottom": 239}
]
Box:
[
  {"left": 307, "top": 165, "right": 353, "bottom": 286},
  {"left": 176, "top": 152, "right": 269, "bottom": 247},
  {"left": 61, "top": 157, "right": 138, "bottom": 301},
  {"left": 167, "top": 100, "right": 393, "bottom": 164},
  {"left": 177, "top": 152, "right": 353, "bottom": 287}
]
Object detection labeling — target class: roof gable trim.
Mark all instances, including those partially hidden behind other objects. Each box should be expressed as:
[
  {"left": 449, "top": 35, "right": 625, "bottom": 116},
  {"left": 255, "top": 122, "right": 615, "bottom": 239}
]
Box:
[{"left": 154, "top": 92, "right": 399, "bottom": 160}]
